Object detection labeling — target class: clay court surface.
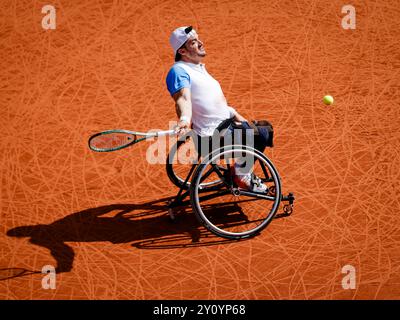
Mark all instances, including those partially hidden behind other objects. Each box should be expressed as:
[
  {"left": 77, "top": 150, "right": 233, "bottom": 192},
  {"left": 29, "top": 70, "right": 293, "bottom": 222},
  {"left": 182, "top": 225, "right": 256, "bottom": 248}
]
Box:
[{"left": 1, "top": 0, "right": 400, "bottom": 299}]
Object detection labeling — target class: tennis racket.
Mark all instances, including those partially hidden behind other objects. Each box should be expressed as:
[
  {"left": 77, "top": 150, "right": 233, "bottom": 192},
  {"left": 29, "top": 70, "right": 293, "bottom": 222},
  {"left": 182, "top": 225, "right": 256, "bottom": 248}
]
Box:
[{"left": 88, "top": 129, "right": 176, "bottom": 152}]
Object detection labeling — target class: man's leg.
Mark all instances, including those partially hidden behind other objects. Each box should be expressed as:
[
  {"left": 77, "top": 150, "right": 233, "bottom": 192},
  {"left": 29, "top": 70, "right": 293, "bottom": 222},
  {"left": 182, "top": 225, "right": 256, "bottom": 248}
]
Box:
[{"left": 231, "top": 122, "right": 269, "bottom": 192}]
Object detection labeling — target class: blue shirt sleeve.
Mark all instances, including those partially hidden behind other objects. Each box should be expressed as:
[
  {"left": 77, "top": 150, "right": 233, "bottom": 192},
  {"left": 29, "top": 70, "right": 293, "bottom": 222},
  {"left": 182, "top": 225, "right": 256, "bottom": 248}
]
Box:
[{"left": 166, "top": 65, "right": 191, "bottom": 96}]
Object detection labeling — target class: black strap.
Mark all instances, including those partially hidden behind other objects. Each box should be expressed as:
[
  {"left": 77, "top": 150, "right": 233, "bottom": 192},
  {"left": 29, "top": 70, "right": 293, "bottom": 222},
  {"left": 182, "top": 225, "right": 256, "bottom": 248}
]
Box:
[{"left": 215, "top": 117, "right": 235, "bottom": 132}]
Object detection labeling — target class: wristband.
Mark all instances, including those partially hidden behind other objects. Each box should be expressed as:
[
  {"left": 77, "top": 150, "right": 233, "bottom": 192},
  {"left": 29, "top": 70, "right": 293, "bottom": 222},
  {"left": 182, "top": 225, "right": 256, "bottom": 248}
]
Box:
[{"left": 179, "top": 115, "right": 190, "bottom": 124}]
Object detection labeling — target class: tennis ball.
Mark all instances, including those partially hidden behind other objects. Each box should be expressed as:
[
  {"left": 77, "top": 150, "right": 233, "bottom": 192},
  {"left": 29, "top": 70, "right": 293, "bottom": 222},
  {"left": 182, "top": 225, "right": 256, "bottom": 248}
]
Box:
[{"left": 323, "top": 95, "right": 334, "bottom": 105}]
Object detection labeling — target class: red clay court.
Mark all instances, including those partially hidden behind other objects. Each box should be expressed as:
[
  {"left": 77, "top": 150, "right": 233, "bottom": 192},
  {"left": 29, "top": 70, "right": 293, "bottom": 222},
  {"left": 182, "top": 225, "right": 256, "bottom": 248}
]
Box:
[{"left": 0, "top": 0, "right": 399, "bottom": 299}]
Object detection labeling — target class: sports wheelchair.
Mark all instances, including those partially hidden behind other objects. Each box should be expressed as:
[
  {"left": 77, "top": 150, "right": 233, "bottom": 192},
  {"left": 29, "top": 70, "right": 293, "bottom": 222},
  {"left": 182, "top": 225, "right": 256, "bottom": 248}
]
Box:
[{"left": 165, "top": 121, "right": 295, "bottom": 240}]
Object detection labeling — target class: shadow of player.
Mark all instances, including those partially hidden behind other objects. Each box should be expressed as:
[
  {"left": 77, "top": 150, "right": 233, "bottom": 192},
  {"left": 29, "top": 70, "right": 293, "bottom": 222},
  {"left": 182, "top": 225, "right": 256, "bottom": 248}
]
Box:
[{"left": 6, "top": 196, "right": 244, "bottom": 275}]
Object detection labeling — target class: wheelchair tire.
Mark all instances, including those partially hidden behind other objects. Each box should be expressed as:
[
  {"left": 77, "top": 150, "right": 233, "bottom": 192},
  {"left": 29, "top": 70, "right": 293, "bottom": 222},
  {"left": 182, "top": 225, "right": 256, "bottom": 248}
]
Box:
[{"left": 190, "top": 145, "right": 282, "bottom": 239}]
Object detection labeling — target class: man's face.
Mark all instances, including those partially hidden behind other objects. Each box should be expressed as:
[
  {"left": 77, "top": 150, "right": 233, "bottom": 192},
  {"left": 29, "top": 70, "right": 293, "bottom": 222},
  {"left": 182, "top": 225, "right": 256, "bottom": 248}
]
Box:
[{"left": 180, "top": 34, "right": 206, "bottom": 61}]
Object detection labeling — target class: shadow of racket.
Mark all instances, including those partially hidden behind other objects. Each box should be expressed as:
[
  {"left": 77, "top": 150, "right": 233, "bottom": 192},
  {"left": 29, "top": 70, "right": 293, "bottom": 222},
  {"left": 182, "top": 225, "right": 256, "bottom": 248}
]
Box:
[{"left": 0, "top": 268, "right": 41, "bottom": 281}]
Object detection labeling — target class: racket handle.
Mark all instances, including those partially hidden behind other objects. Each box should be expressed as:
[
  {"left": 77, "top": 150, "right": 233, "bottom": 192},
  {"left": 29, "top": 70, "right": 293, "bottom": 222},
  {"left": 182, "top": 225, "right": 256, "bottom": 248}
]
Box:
[{"left": 156, "top": 129, "right": 176, "bottom": 137}]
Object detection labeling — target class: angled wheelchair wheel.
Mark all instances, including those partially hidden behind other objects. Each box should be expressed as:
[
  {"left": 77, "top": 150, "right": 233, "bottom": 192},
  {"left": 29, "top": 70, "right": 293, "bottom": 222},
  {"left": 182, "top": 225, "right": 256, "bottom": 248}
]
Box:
[
  {"left": 166, "top": 134, "right": 223, "bottom": 191},
  {"left": 190, "top": 145, "right": 282, "bottom": 239}
]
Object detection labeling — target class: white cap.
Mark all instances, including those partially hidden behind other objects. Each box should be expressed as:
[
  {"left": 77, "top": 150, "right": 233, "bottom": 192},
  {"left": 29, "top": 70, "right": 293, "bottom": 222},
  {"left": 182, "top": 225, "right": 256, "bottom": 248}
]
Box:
[{"left": 169, "top": 26, "right": 197, "bottom": 56}]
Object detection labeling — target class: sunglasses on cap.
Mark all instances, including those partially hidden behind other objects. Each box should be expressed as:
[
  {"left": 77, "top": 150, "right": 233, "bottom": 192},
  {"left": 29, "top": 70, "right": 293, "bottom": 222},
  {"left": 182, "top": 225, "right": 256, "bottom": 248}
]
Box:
[{"left": 178, "top": 26, "right": 197, "bottom": 49}]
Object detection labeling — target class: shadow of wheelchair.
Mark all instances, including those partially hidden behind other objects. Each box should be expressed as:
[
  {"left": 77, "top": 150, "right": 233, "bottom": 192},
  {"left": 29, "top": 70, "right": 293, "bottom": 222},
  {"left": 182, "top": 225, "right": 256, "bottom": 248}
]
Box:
[
  {"left": 6, "top": 196, "right": 249, "bottom": 276},
  {"left": 0, "top": 268, "right": 41, "bottom": 281}
]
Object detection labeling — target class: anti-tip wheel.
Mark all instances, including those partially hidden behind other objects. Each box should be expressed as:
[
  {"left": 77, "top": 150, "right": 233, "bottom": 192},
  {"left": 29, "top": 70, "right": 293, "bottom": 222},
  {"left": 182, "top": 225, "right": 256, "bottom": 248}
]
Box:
[{"left": 283, "top": 204, "right": 293, "bottom": 215}]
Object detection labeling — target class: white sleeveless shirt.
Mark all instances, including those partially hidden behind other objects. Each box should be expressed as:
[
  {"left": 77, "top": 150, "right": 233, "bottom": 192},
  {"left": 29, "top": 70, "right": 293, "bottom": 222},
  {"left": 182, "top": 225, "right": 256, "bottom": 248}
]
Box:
[{"left": 174, "top": 61, "right": 236, "bottom": 136}]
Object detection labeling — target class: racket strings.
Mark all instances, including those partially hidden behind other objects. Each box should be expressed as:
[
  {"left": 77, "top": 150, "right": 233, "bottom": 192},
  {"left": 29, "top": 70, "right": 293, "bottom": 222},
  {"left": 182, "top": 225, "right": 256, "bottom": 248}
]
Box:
[
  {"left": 90, "top": 133, "right": 137, "bottom": 151},
  {"left": 88, "top": 129, "right": 175, "bottom": 152}
]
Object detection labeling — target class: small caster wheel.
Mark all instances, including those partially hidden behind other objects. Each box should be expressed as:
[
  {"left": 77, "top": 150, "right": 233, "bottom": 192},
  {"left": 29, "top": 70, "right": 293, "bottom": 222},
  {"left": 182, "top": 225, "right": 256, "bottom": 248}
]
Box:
[
  {"left": 168, "top": 207, "right": 176, "bottom": 222},
  {"left": 283, "top": 204, "right": 293, "bottom": 215},
  {"left": 232, "top": 188, "right": 241, "bottom": 196}
]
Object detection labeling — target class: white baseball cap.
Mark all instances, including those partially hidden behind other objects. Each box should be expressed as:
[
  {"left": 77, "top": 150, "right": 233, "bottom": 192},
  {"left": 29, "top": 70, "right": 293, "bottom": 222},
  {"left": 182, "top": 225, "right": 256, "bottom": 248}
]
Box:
[{"left": 169, "top": 26, "right": 198, "bottom": 56}]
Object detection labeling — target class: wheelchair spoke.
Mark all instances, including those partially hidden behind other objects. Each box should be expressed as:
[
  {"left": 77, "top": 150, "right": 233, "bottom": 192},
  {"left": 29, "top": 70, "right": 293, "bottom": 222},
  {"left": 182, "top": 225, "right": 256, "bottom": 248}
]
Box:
[
  {"left": 199, "top": 165, "right": 218, "bottom": 184},
  {"left": 238, "top": 190, "right": 276, "bottom": 201},
  {"left": 208, "top": 163, "right": 231, "bottom": 188},
  {"left": 259, "top": 160, "right": 271, "bottom": 182},
  {"left": 190, "top": 145, "right": 282, "bottom": 240},
  {"left": 199, "top": 195, "right": 258, "bottom": 207},
  {"left": 197, "top": 189, "right": 231, "bottom": 202},
  {"left": 210, "top": 164, "right": 225, "bottom": 179}
]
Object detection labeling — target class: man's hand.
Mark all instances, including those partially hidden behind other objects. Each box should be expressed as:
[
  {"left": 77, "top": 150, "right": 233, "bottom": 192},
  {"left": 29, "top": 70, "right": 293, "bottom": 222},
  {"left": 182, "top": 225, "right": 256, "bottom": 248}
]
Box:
[
  {"left": 233, "top": 110, "right": 247, "bottom": 123},
  {"left": 174, "top": 119, "right": 190, "bottom": 136}
]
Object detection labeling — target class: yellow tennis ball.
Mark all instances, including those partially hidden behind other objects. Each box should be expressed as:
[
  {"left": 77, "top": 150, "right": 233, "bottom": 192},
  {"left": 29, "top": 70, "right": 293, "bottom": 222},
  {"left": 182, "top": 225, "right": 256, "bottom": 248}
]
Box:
[{"left": 323, "top": 95, "right": 334, "bottom": 105}]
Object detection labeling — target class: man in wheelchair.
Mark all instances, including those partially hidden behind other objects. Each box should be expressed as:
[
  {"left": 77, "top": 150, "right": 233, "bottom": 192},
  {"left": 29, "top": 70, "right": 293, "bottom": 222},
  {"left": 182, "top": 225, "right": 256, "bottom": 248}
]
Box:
[{"left": 166, "top": 26, "right": 273, "bottom": 194}]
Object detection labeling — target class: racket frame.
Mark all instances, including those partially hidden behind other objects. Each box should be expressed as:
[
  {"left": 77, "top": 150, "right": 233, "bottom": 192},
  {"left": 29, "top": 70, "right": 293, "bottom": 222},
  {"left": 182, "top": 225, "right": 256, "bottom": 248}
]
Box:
[{"left": 88, "top": 129, "right": 175, "bottom": 152}]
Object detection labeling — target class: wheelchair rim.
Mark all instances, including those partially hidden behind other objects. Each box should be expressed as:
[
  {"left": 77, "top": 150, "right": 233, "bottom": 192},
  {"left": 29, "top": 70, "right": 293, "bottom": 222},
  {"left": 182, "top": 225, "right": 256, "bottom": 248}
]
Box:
[{"left": 191, "top": 145, "right": 281, "bottom": 238}]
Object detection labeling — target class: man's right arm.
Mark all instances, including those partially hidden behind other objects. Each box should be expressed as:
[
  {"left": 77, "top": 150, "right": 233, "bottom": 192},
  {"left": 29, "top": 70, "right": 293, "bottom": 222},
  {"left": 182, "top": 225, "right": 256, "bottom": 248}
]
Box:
[{"left": 172, "top": 88, "right": 192, "bottom": 135}]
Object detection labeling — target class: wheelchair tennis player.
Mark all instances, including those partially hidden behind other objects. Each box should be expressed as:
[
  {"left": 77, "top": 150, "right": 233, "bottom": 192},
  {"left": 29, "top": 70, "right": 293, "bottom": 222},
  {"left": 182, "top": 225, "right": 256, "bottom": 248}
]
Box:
[{"left": 166, "top": 26, "right": 273, "bottom": 193}]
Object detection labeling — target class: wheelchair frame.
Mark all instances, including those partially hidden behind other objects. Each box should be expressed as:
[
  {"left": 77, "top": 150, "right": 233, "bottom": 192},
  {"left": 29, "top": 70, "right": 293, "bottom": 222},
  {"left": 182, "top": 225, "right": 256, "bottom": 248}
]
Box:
[{"left": 166, "top": 139, "right": 295, "bottom": 240}]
